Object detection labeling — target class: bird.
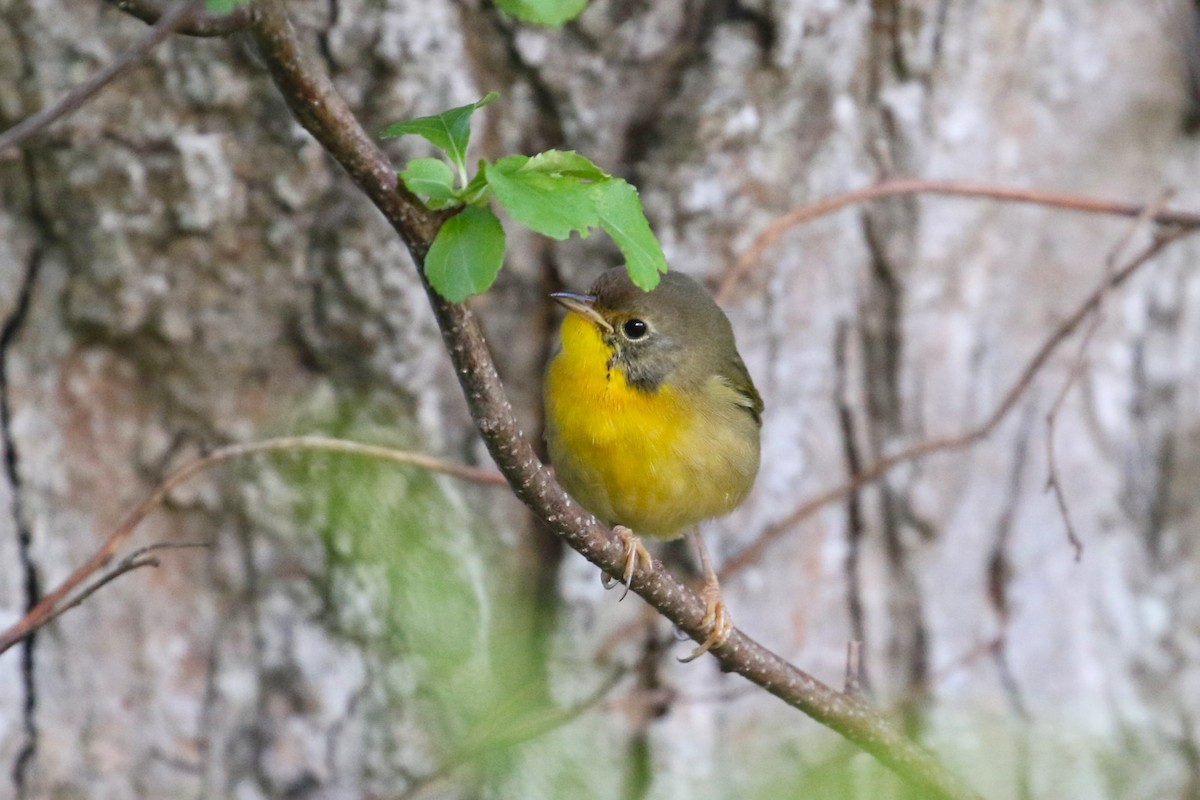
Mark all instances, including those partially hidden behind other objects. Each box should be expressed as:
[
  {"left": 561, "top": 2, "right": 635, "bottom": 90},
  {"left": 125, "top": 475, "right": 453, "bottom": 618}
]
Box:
[{"left": 544, "top": 266, "right": 762, "bottom": 659}]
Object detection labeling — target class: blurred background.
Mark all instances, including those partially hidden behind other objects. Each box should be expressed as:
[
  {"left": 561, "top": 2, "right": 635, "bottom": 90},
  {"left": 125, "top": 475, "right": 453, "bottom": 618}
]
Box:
[{"left": 2, "top": 1, "right": 1200, "bottom": 798}]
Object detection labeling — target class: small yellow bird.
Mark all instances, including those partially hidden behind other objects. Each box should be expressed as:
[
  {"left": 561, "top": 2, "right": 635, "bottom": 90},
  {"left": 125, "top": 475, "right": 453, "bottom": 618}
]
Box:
[{"left": 544, "top": 267, "right": 762, "bottom": 658}]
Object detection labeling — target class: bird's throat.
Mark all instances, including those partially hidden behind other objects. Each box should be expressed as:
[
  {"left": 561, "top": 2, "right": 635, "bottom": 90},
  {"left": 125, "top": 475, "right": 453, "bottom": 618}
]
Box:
[{"left": 558, "top": 312, "right": 623, "bottom": 388}]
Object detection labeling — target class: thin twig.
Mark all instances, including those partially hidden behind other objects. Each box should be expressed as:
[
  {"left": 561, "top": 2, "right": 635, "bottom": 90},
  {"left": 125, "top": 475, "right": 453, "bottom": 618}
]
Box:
[
  {"left": 0, "top": 0, "right": 201, "bottom": 156},
  {"left": 39, "top": 542, "right": 210, "bottom": 632},
  {"left": 723, "top": 224, "right": 1197, "bottom": 579},
  {"left": 0, "top": 435, "right": 505, "bottom": 654},
  {"left": 1043, "top": 330, "right": 1093, "bottom": 561},
  {"left": 716, "top": 179, "right": 1200, "bottom": 302},
  {"left": 1041, "top": 192, "right": 1177, "bottom": 561}
]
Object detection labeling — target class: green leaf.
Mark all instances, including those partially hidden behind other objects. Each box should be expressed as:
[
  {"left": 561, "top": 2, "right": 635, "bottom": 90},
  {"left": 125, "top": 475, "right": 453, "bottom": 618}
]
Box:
[
  {"left": 483, "top": 156, "right": 599, "bottom": 240},
  {"left": 400, "top": 158, "right": 459, "bottom": 206},
  {"left": 424, "top": 206, "right": 506, "bottom": 302},
  {"left": 380, "top": 93, "right": 499, "bottom": 182},
  {"left": 494, "top": 0, "right": 588, "bottom": 26},
  {"left": 590, "top": 179, "right": 667, "bottom": 290},
  {"left": 519, "top": 150, "right": 610, "bottom": 180}
]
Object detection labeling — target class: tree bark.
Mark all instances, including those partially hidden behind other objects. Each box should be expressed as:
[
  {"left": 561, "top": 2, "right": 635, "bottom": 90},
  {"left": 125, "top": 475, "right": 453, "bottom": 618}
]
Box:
[{"left": 2, "top": 1, "right": 1200, "bottom": 798}]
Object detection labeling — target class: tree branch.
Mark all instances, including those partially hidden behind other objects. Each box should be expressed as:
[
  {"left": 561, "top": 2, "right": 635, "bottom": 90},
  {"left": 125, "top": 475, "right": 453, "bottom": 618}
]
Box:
[
  {"left": 232, "top": 2, "right": 985, "bottom": 797},
  {"left": 0, "top": 436, "right": 506, "bottom": 654},
  {"left": 36, "top": 542, "right": 211, "bottom": 632},
  {"left": 1041, "top": 193, "right": 1175, "bottom": 561},
  {"left": 723, "top": 224, "right": 1195, "bottom": 578},
  {"left": 0, "top": 0, "right": 202, "bottom": 156},
  {"left": 717, "top": 179, "right": 1200, "bottom": 302}
]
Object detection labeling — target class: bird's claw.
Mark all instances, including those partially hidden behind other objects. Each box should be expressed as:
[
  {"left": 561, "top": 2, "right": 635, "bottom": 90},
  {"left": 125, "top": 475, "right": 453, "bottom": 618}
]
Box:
[
  {"left": 679, "top": 582, "right": 733, "bottom": 663},
  {"left": 600, "top": 525, "right": 652, "bottom": 600}
]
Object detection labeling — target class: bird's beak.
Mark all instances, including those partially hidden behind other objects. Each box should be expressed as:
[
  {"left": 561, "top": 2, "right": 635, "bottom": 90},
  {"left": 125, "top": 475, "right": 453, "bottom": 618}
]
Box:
[{"left": 550, "top": 291, "right": 613, "bottom": 333}]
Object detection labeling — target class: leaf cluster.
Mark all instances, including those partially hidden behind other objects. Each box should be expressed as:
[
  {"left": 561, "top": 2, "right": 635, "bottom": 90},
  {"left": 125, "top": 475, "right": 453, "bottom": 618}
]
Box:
[{"left": 381, "top": 95, "right": 667, "bottom": 302}]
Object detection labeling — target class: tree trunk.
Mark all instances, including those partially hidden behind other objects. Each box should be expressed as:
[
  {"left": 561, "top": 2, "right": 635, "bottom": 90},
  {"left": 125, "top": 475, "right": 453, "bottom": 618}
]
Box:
[{"left": 2, "top": 1, "right": 1199, "bottom": 798}]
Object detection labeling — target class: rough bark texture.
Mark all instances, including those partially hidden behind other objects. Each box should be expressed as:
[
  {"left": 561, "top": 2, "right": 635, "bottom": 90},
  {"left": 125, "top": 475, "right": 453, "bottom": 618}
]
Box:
[{"left": 2, "top": 1, "right": 1199, "bottom": 798}]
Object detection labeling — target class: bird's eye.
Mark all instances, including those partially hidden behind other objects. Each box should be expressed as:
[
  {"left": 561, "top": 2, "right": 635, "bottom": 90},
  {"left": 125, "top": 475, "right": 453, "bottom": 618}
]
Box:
[{"left": 622, "top": 319, "right": 649, "bottom": 340}]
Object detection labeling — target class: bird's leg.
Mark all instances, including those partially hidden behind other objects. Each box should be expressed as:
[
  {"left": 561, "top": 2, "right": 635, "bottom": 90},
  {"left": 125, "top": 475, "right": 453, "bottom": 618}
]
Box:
[
  {"left": 679, "top": 532, "right": 733, "bottom": 662},
  {"left": 600, "top": 525, "right": 652, "bottom": 601}
]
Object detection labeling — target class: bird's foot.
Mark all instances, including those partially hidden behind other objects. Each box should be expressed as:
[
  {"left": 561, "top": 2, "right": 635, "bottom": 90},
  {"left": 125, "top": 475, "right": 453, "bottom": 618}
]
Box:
[
  {"left": 679, "top": 577, "right": 733, "bottom": 663},
  {"left": 600, "top": 525, "right": 652, "bottom": 601}
]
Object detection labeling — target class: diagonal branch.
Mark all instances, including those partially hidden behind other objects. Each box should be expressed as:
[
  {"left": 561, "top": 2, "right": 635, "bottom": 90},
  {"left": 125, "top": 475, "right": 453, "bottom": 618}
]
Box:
[
  {"left": 238, "top": 2, "right": 984, "bottom": 797},
  {"left": 36, "top": 542, "right": 211, "bottom": 632},
  {"left": 723, "top": 224, "right": 1195, "bottom": 578},
  {"left": 1041, "top": 192, "right": 1176, "bottom": 561},
  {"left": 0, "top": 436, "right": 506, "bottom": 654},
  {"left": 0, "top": 0, "right": 202, "bottom": 155}
]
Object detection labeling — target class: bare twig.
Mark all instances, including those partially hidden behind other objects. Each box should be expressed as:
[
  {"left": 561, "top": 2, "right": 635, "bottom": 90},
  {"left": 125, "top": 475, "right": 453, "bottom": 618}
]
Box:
[
  {"left": 236, "top": 3, "right": 985, "bottom": 797},
  {"left": 716, "top": 179, "right": 1200, "bottom": 302},
  {"left": 1042, "top": 270, "right": 1107, "bottom": 562},
  {"left": 39, "top": 542, "right": 210, "bottom": 632},
  {"left": 0, "top": 0, "right": 201, "bottom": 156},
  {"left": 1042, "top": 193, "right": 1177, "bottom": 561},
  {"left": 723, "top": 224, "right": 1197, "bottom": 579},
  {"left": 0, "top": 435, "right": 505, "bottom": 654}
]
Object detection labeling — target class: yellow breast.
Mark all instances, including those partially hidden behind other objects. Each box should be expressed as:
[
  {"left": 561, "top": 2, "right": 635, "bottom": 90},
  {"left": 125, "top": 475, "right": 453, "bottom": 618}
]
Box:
[{"left": 544, "top": 314, "right": 756, "bottom": 538}]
